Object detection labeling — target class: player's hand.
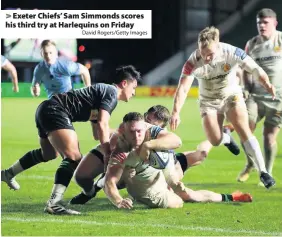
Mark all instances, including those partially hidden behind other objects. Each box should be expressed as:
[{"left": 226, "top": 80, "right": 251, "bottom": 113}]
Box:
[
  {"left": 12, "top": 85, "right": 19, "bottom": 93},
  {"left": 139, "top": 142, "right": 150, "bottom": 161},
  {"left": 117, "top": 198, "right": 133, "bottom": 209},
  {"left": 170, "top": 113, "right": 181, "bottom": 131}
]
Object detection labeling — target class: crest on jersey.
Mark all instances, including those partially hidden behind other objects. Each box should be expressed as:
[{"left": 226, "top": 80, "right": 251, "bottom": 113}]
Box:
[
  {"left": 89, "top": 109, "right": 99, "bottom": 121},
  {"left": 221, "top": 63, "right": 231, "bottom": 72},
  {"left": 273, "top": 46, "right": 281, "bottom": 52}
]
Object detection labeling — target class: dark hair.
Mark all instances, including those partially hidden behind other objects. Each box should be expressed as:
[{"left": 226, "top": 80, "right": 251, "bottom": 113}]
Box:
[
  {"left": 123, "top": 112, "right": 144, "bottom": 123},
  {"left": 257, "top": 8, "right": 277, "bottom": 19},
  {"left": 144, "top": 105, "right": 170, "bottom": 128},
  {"left": 40, "top": 40, "right": 56, "bottom": 50},
  {"left": 114, "top": 65, "right": 141, "bottom": 84}
]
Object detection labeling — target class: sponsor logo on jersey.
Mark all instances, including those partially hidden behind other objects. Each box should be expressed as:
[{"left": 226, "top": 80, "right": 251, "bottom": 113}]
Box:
[
  {"left": 274, "top": 46, "right": 281, "bottom": 52},
  {"left": 255, "top": 55, "right": 282, "bottom": 62},
  {"left": 221, "top": 63, "right": 231, "bottom": 72},
  {"left": 235, "top": 48, "right": 247, "bottom": 60}
]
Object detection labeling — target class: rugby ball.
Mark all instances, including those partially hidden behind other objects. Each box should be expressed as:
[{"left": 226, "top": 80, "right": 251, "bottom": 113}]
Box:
[{"left": 149, "top": 150, "right": 175, "bottom": 169}]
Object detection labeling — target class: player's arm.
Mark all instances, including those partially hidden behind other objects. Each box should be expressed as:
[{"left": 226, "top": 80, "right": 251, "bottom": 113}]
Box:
[
  {"left": 241, "top": 41, "right": 253, "bottom": 98},
  {"left": 241, "top": 56, "right": 275, "bottom": 99},
  {"left": 97, "top": 109, "right": 111, "bottom": 161},
  {"left": 139, "top": 128, "right": 182, "bottom": 161},
  {"left": 78, "top": 63, "right": 91, "bottom": 87},
  {"left": 91, "top": 121, "right": 117, "bottom": 141},
  {"left": 170, "top": 60, "right": 195, "bottom": 130},
  {"left": 30, "top": 65, "right": 41, "bottom": 97},
  {"left": 2, "top": 60, "right": 19, "bottom": 93},
  {"left": 104, "top": 152, "right": 133, "bottom": 209}
]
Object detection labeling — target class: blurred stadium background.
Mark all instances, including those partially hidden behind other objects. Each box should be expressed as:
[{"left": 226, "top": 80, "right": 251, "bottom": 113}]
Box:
[{"left": 1, "top": 0, "right": 282, "bottom": 236}]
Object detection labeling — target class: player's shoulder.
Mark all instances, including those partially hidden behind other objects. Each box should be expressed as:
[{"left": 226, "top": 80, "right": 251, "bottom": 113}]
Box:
[
  {"left": 246, "top": 35, "right": 260, "bottom": 48},
  {"left": 219, "top": 42, "right": 237, "bottom": 54}
]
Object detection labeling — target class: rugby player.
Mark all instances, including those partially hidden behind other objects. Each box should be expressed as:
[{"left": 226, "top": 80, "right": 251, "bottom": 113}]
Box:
[
  {"left": 170, "top": 26, "right": 276, "bottom": 189},
  {"left": 1, "top": 65, "right": 140, "bottom": 215},
  {"left": 238, "top": 9, "right": 281, "bottom": 183},
  {"left": 31, "top": 40, "right": 91, "bottom": 98}
]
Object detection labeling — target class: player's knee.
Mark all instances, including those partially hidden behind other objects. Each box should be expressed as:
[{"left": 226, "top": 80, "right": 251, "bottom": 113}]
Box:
[
  {"left": 63, "top": 149, "right": 82, "bottom": 161},
  {"left": 42, "top": 150, "right": 58, "bottom": 162},
  {"left": 210, "top": 139, "right": 221, "bottom": 146}
]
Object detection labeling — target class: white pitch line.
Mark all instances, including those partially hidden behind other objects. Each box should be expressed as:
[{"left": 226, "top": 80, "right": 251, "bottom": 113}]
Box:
[{"left": 2, "top": 217, "right": 281, "bottom": 236}]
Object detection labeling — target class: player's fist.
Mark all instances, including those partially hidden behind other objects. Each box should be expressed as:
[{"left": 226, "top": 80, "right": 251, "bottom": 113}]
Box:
[
  {"left": 12, "top": 85, "right": 19, "bottom": 93},
  {"left": 267, "top": 84, "right": 276, "bottom": 100},
  {"left": 170, "top": 113, "right": 181, "bottom": 131},
  {"left": 117, "top": 198, "right": 133, "bottom": 209}
]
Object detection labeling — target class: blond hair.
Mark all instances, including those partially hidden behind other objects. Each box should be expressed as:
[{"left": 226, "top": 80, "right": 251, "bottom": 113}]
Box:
[
  {"left": 198, "top": 26, "right": 220, "bottom": 47},
  {"left": 40, "top": 40, "right": 56, "bottom": 50}
]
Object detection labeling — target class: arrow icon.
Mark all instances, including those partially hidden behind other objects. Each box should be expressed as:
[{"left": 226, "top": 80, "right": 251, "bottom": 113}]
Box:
[{"left": 6, "top": 14, "right": 11, "bottom": 18}]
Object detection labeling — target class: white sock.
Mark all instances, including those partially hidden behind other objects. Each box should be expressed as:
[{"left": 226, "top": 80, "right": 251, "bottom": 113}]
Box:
[
  {"left": 243, "top": 136, "right": 267, "bottom": 173},
  {"left": 96, "top": 176, "right": 105, "bottom": 188},
  {"left": 220, "top": 133, "right": 231, "bottom": 145},
  {"left": 48, "top": 184, "right": 66, "bottom": 205},
  {"left": 8, "top": 161, "right": 24, "bottom": 177}
]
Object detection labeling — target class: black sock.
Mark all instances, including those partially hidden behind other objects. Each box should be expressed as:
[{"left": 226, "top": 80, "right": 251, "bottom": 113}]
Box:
[
  {"left": 55, "top": 158, "right": 79, "bottom": 187},
  {"left": 19, "top": 149, "right": 44, "bottom": 170},
  {"left": 175, "top": 153, "right": 188, "bottom": 173},
  {"left": 221, "top": 194, "right": 233, "bottom": 202}
]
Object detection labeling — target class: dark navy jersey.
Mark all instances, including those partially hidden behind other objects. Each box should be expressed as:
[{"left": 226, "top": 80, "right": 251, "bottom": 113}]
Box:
[{"left": 51, "top": 83, "right": 118, "bottom": 122}]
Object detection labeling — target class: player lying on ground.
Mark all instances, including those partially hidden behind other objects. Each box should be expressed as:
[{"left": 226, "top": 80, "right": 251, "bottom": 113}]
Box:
[
  {"left": 170, "top": 26, "right": 276, "bottom": 189},
  {"left": 70, "top": 105, "right": 214, "bottom": 205},
  {"left": 104, "top": 112, "right": 252, "bottom": 209}
]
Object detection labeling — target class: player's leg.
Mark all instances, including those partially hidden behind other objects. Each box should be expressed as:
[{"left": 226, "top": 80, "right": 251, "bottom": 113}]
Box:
[
  {"left": 237, "top": 97, "right": 258, "bottom": 182},
  {"left": 44, "top": 129, "right": 82, "bottom": 215},
  {"left": 70, "top": 149, "right": 104, "bottom": 205},
  {"left": 181, "top": 187, "right": 252, "bottom": 203},
  {"left": 225, "top": 95, "right": 275, "bottom": 188},
  {"left": 262, "top": 108, "right": 281, "bottom": 176},
  {"left": 202, "top": 111, "right": 240, "bottom": 155},
  {"left": 1, "top": 112, "right": 59, "bottom": 190}
]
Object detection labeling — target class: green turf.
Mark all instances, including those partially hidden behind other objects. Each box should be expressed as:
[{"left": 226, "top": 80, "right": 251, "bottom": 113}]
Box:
[{"left": 1, "top": 97, "right": 282, "bottom": 236}]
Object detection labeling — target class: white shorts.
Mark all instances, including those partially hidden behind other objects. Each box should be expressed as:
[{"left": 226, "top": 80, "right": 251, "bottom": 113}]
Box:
[
  {"left": 199, "top": 93, "right": 246, "bottom": 117},
  {"left": 127, "top": 170, "right": 181, "bottom": 208}
]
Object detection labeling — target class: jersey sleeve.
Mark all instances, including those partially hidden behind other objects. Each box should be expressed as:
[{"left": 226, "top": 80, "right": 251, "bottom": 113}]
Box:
[
  {"left": 100, "top": 86, "right": 118, "bottom": 115},
  {"left": 181, "top": 52, "right": 197, "bottom": 76},
  {"left": 149, "top": 125, "right": 164, "bottom": 139},
  {"left": 31, "top": 65, "right": 41, "bottom": 86},
  {"left": 232, "top": 46, "right": 248, "bottom": 66}
]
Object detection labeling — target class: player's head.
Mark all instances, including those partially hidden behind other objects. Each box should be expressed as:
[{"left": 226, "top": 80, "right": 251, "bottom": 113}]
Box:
[
  {"left": 256, "top": 8, "right": 277, "bottom": 38},
  {"left": 41, "top": 40, "right": 58, "bottom": 64},
  {"left": 114, "top": 65, "right": 141, "bottom": 102},
  {"left": 198, "top": 26, "right": 220, "bottom": 64},
  {"left": 123, "top": 112, "right": 146, "bottom": 148},
  {"left": 144, "top": 105, "right": 170, "bottom": 128}
]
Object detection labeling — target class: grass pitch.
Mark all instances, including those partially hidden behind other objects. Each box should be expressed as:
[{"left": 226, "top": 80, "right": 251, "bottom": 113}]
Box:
[{"left": 1, "top": 97, "right": 282, "bottom": 236}]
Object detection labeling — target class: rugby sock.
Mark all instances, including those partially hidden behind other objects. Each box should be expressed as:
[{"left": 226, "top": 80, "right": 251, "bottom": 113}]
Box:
[
  {"left": 49, "top": 158, "right": 79, "bottom": 204},
  {"left": 241, "top": 141, "right": 254, "bottom": 167},
  {"left": 175, "top": 153, "right": 188, "bottom": 172},
  {"left": 243, "top": 136, "right": 267, "bottom": 173},
  {"left": 264, "top": 142, "right": 277, "bottom": 175},
  {"left": 220, "top": 133, "right": 231, "bottom": 145},
  {"left": 54, "top": 158, "right": 79, "bottom": 187},
  {"left": 7, "top": 149, "right": 44, "bottom": 177},
  {"left": 221, "top": 194, "right": 233, "bottom": 202}
]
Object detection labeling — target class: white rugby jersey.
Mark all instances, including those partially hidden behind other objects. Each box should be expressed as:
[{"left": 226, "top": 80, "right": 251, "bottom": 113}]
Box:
[
  {"left": 182, "top": 42, "right": 250, "bottom": 100},
  {"left": 246, "top": 30, "right": 282, "bottom": 95}
]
